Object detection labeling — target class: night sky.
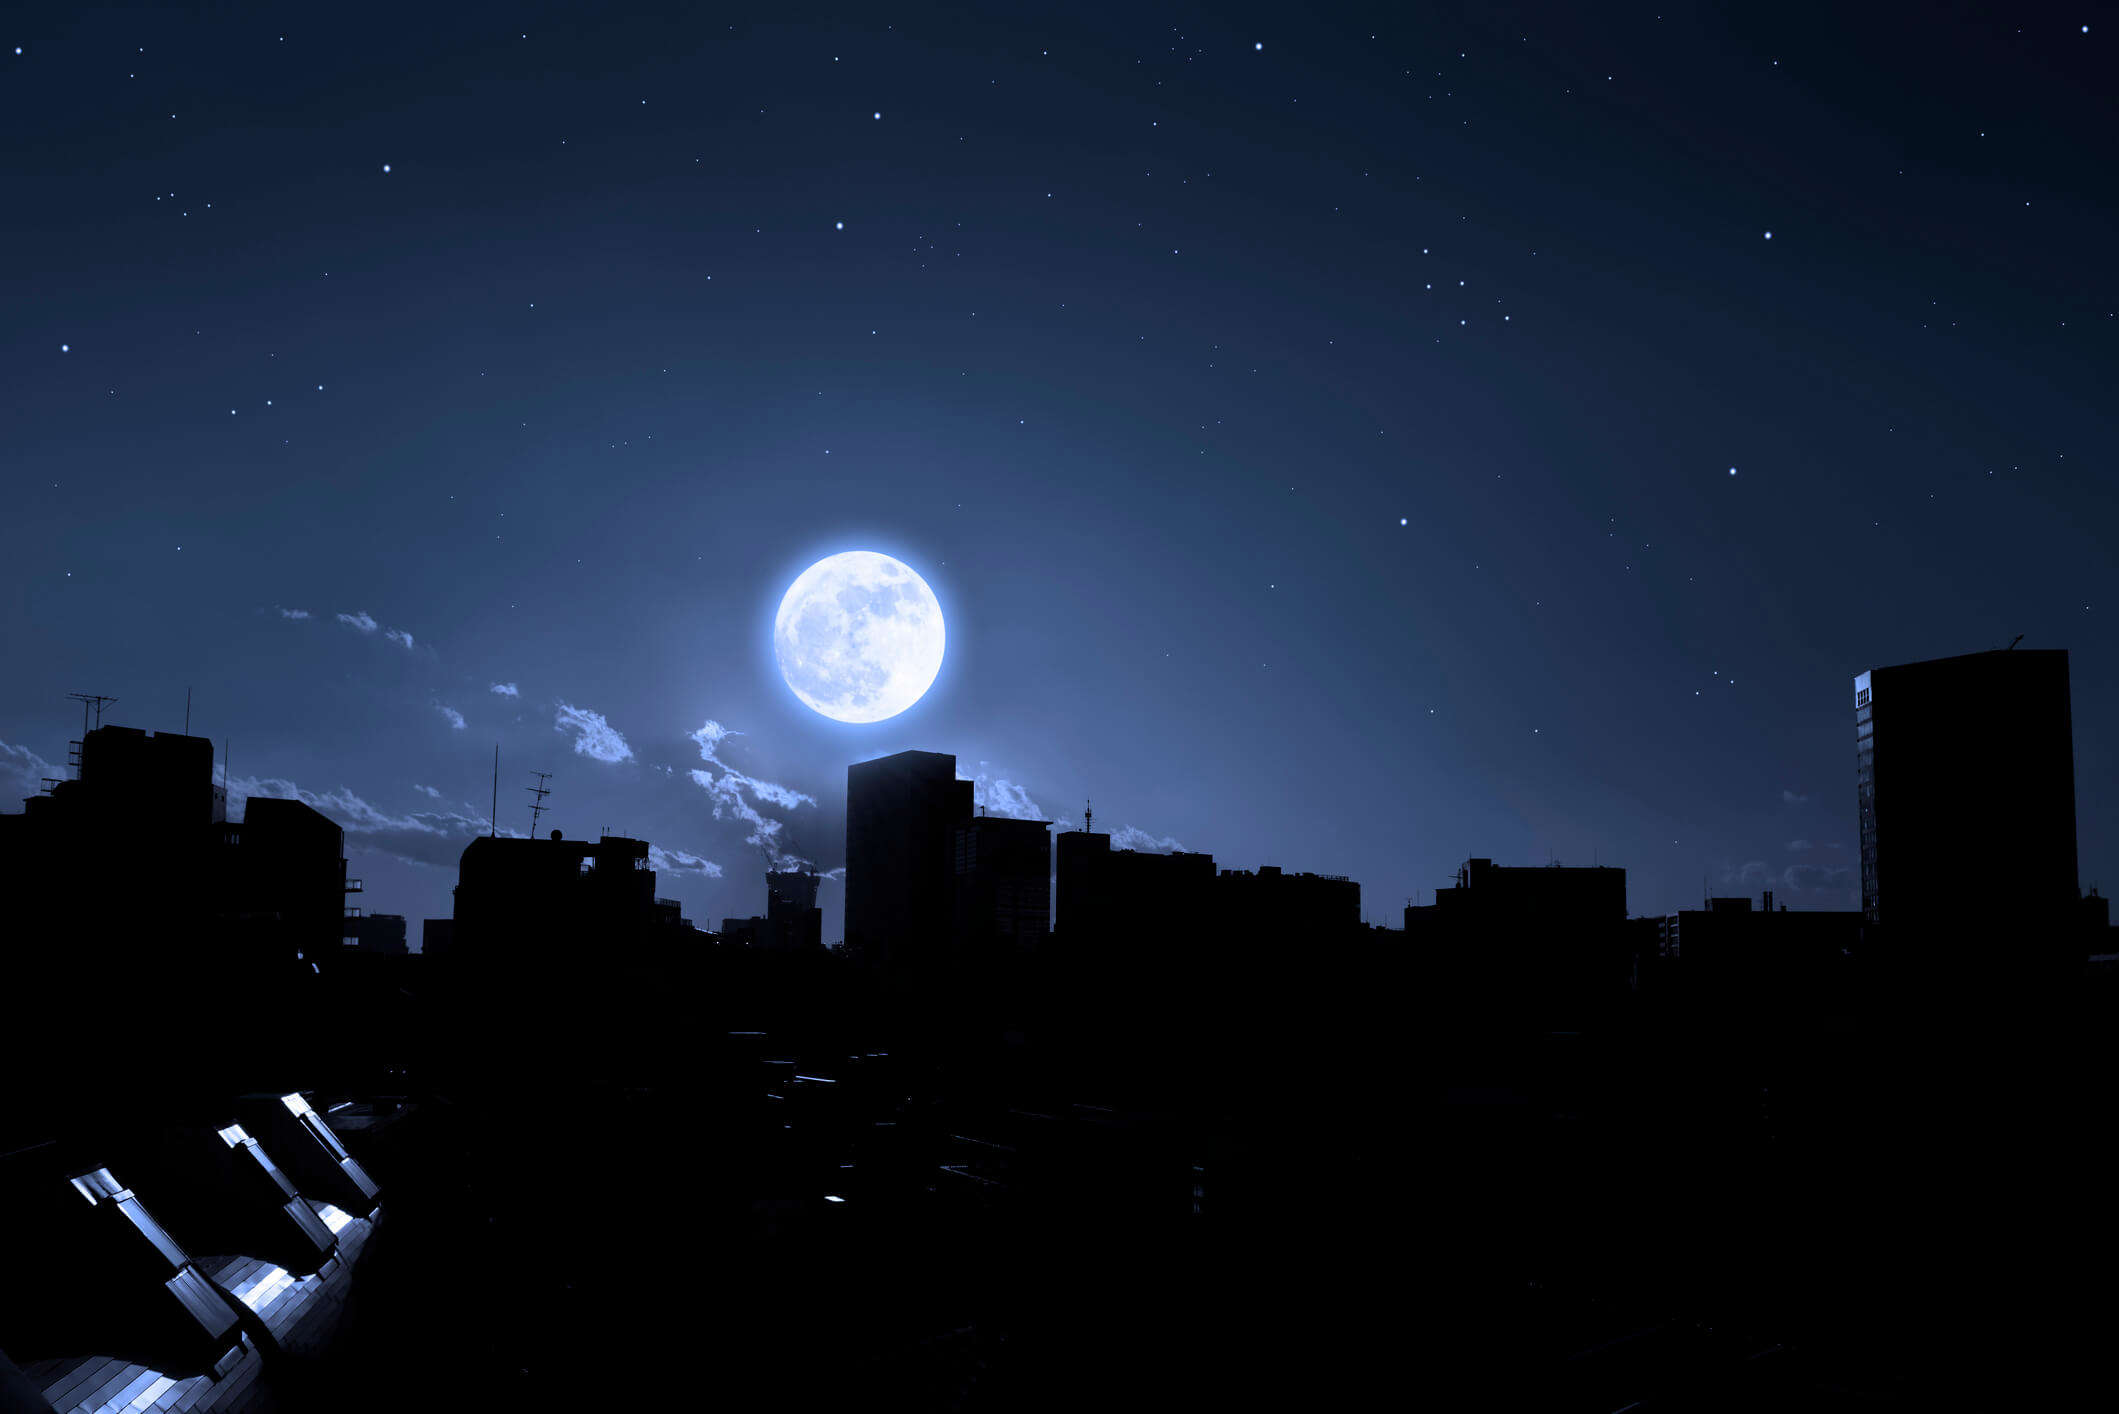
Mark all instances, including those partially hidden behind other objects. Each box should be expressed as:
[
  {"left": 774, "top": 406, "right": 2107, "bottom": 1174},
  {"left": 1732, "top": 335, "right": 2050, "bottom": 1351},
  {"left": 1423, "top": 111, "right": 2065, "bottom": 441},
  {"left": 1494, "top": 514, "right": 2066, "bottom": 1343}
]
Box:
[{"left": 5, "top": 4, "right": 2113, "bottom": 945}]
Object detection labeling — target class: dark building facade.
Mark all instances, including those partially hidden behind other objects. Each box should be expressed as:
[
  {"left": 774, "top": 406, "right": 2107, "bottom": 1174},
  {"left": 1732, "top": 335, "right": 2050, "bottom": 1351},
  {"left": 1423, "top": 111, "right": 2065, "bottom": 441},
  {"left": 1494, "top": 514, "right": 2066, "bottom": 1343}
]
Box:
[
  {"left": 345, "top": 912, "right": 409, "bottom": 956},
  {"left": 1055, "top": 832, "right": 1217, "bottom": 948},
  {"left": 1855, "top": 648, "right": 2079, "bottom": 975},
  {"left": 1213, "top": 865, "right": 1361, "bottom": 944},
  {"left": 1403, "top": 857, "right": 1629, "bottom": 1022},
  {"left": 449, "top": 832, "right": 683, "bottom": 965},
  {"left": 1653, "top": 893, "right": 1859, "bottom": 1005},
  {"left": 723, "top": 869, "right": 825, "bottom": 952},
  {"left": 845, "top": 750, "right": 972, "bottom": 968},
  {"left": 951, "top": 816, "right": 1053, "bottom": 950},
  {"left": 0, "top": 722, "right": 352, "bottom": 1130}
]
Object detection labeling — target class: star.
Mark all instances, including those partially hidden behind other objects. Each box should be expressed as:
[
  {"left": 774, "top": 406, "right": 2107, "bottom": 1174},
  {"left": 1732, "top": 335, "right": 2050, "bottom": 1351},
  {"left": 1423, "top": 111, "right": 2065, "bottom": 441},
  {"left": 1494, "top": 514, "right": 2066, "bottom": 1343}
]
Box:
[{"left": 382, "top": 164, "right": 392, "bottom": 173}]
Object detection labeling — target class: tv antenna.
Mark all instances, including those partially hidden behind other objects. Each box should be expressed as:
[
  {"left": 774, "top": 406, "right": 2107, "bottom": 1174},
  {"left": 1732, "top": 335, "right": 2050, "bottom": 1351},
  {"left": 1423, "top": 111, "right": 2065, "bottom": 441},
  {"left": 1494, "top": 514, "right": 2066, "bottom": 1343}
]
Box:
[
  {"left": 526, "top": 771, "right": 554, "bottom": 837},
  {"left": 2005, "top": 634, "right": 2024, "bottom": 651},
  {"left": 67, "top": 692, "right": 118, "bottom": 736},
  {"left": 1083, "top": 799, "right": 1093, "bottom": 834}
]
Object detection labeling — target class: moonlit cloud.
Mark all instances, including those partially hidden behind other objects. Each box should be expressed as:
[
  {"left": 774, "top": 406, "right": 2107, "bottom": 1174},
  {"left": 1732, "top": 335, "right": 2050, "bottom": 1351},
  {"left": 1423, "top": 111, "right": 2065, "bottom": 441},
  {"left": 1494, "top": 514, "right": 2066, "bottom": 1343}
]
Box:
[
  {"left": 1781, "top": 789, "right": 1809, "bottom": 805},
  {"left": 1782, "top": 862, "right": 1855, "bottom": 893},
  {"left": 1, "top": 739, "right": 63, "bottom": 800},
  {"left": 490, "top": 682, "right": 519, "bottom": 697},
  {"left": 1787, "top": 839, "right": 1813, "bottom": 852},
  {"left": 436, "top": 704, "right": 466, "bottom": 730},
  {"left": 277, "top": 607, "right": 311, "bottom": 620},
  {"left": 555, "top": 702, "right": 634, "bottom": 762},
  {"left": 648, "top": 843, "right": 724, "bottom": 879},
  {"left": 1111, "top": 825, "right": 1187, "bottom": 853},
  {"left": 220, "top": 770, "right": 509, "bottom": 869},
  {"left": 414, "top": 784, "right": 443, "bottom": 798},
  {"left": 687, "top": 720, "right": 817, "bottom": 867},
  {"left": 962, "top": 772, "right": 1047, "bottom": 821},
  {"left": 332, "top": 609, "right": 419, "bottom": 648}
]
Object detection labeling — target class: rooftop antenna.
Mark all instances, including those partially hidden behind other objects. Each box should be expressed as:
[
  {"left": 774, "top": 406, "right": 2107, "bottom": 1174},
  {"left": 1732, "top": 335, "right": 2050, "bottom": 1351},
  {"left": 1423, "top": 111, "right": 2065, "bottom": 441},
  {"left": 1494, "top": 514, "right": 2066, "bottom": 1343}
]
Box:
[
  {"left": 2006, "top": 634, "right": 2024, "bottom": 651},
  {"left": 490, "top": 745, "right": 499, "bottom": 837},
  {"left": 67, "top": 692, "right": 118, "bottom": 736},
  {"left": 1084, "top": 799, "right": 1093, "bottom": 835},
  {"left": 526, "top": 770, "right": 553, "bottom": 837},
  {"left": 184, "top": 686, "right": 192, "bottom": 736}
]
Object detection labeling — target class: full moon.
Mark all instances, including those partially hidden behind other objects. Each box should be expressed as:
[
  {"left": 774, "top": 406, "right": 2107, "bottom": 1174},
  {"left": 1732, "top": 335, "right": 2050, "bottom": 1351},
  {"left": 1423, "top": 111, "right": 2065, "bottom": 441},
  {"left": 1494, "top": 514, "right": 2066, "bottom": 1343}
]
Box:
[{"left": 774, "top": 551, "right": 946, "bottom": 723}]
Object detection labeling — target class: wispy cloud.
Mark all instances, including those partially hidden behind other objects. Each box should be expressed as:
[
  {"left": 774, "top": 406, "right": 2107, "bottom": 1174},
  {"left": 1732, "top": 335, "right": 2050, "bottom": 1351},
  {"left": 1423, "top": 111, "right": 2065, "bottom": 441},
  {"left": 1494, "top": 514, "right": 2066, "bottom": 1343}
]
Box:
[
  {"left": 490, "top": 682, "right": 519, "bottom": 697},
  {"left": 331, "top": 609, "right": 420, "bottom": 649},
  {"left": 1, "top": 739, "right": 64, "bottom": 801},
  {"left": 1782, "top": 863, "right": 1856, "bottom": 893},
  {"left": 220, "top": 771, "right": 508, "bottom": 869},
  {"left": 555, "top": 703, "right": 633, "bottom": 763},
  {"left": 436, "top": 705, "right": 466, "bottom": 731},
  {"left": 1719, "top": 858, "right": 1856, "bottom": 897},
  {"left": 1110, "top": 826, "right": 1187, "bottom": 853},
  {"left": 277, "top": 607, "right": 311, "bottom": 620},
  {"left": 1787, "top": 839, "right": 1813, "bottom": 852},
  {"left": 1782, "top": 789, "right": 1810, "bottom": 805},
  {"left": 414, "top": 784, "right": 443, "bottom": 799},
  {"left": 959, "top": 767, "right": 1185, "bottom": 850},
  {"left": 648, "top": 843, "right": 724, "bottom": 879},
  {"left": 687, "top": 720, "right": 816, "bottom": 867}
]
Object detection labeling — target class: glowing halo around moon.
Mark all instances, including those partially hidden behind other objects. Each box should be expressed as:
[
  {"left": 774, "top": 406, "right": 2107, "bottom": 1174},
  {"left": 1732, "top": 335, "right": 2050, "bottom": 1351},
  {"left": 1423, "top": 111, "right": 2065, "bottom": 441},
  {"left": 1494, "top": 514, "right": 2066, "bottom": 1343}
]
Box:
[{"left": 774, "top": 551, "right": 946, "bottom": 723}]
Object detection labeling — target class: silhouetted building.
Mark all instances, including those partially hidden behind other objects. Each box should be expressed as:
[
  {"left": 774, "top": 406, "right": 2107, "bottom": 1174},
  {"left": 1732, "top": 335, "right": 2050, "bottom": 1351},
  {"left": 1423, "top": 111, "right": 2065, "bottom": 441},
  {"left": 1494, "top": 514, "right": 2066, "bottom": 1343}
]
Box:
[
  {"left": 344, "top": 912, "right": 408, "bottom": 956},
  {"left": 1214, "top": 864, "right": 1361, "bottom": 944},
  {"left": 420, "top": 917, "right": 453, "bottom": 959},
  {"left": 951, "top": 816, "right": 1052, "bottom": 950},
  {"left": 1403, "top": 857, "right": 1629, "bottom": 1022},
  {"left": 449, "top": 830, "right": 682, "bottom": 965},
  {"left": 0, "top": 722, "right": 349, "bottom": 977},
  {"left": 721, "top": 869, "right": 824, "bottom": 952},
  {"left": 767, "top": 869, "right": 824, "bottom": 951},
  {"left": 1055, "top": 831, "right": 1217, "bottom": 947},
  {"left": 1856, "top": 648, "right": 2079, "bottom": 978},
  {"left": 845, "top": 750, "right": 972, "bottom": 968},
  {"left": 1653, "top": 892, "right": 1859, "bottom": 1005},
  {"left": 229, "top": 796, "right": 357, "bottom": 958}
]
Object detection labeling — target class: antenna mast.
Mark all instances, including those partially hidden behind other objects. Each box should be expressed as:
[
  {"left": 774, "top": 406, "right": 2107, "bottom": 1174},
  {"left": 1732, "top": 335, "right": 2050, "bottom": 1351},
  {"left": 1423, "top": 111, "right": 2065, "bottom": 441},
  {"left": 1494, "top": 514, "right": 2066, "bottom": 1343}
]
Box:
[
  {"left": 1084, "top": 799, "right": 1093, "bottom": 835},
  {"left": 526, "top": 770, "right": 553, "bottom": 837},
  {"left": 490, "top": 745, "right": 499, "bottom": 836}
]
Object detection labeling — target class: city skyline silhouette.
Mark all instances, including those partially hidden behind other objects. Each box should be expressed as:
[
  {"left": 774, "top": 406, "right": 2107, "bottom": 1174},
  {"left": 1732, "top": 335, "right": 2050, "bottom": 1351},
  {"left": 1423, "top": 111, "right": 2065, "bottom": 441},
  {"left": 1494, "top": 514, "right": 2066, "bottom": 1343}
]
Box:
[{"left": 3, "top": 5, "right": 2115, "bottom": 1410}]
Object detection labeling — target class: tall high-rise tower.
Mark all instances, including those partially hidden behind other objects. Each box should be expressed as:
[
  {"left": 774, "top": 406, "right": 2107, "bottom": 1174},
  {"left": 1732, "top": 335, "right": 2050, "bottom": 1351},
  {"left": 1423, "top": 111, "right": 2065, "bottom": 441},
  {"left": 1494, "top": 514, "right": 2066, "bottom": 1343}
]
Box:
[
  {"left": 1856, "top": 647, "right": 2078, "bottom": 971},
  {"left": 845, "top": 750, "right": 973, "bottom": 967}
]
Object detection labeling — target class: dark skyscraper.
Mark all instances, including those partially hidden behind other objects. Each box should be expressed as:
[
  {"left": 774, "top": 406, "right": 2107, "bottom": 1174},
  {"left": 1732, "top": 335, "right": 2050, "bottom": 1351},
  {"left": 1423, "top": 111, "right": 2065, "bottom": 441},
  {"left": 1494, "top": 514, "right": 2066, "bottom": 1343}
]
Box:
[
  {"left": 951, "top": 816, "right": 1053, "bottom": 950},
  {"left": 1855, "top": 648, "right": 2079, "bottom": 969},
  {"left": 845, "top": 750, "right": 973, "bottom": 968}
]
